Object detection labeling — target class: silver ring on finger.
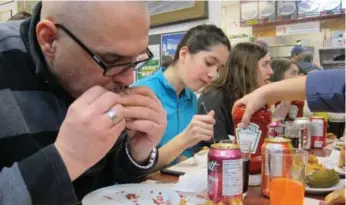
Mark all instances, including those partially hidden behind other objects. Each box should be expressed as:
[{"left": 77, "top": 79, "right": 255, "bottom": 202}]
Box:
[{"left": 107, "top": 108, "right": 121, "bottom": 124}]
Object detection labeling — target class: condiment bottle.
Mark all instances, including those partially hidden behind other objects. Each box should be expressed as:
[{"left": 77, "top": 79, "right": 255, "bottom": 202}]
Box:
[{"left": 232, "top": 106, "right": 272, "bottom": 174}]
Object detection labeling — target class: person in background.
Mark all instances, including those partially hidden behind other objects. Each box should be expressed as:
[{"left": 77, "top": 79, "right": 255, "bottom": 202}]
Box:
[
  {"left": 255, "top": 39, "right": 268, "bottom": 49},
  {"left": 270, "top": 58, "right": 299, "bottom": 82},
  {"left": 0, "top": 2, "right": 167, "bottom": 205},
  {"left": 233, "top": 69, "right": 345, "bottom": 126},
  {"left": 132, "top": 24, "right": 230, "bottom": 167},
  {"left": 7, "top": 11, "right": 32, "bottom": 21},
  {"left": 269, "top": 58, "right": 303, "bottom": 121},
  {"left": 197, "top": 42, "right": 273, "bottom": 143},
  {"left": 291, "top": 45, "right": 322, "bottom": 73}
]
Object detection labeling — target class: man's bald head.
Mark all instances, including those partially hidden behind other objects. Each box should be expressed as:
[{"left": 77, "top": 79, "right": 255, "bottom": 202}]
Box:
[
  {"left": 36, "top": 1, "right": 151, "bottom": 97},
  {"left": 41, "top": 1, "right": 149, "bottom": 37}
]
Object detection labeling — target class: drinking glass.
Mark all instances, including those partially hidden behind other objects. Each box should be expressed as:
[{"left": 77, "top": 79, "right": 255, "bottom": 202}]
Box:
[{"left": 269, "top": 149, "right": 308, "bottom": 205}]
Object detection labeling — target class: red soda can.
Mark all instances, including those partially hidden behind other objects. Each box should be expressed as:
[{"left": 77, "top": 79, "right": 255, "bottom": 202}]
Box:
[
  {"left": 310, "top": 116, "right": 327, "bottom": 149},
  {"left": 208, "top": 143, "right": 243, "bottom": 205},
  {"left": 268, "top": 118, "right": 284, "bottom": 138}
]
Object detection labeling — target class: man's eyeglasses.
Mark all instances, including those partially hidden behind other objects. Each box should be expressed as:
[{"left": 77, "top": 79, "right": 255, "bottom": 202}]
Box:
[{"left": 55, "top": 24, "right": 153, "bottom": 76}]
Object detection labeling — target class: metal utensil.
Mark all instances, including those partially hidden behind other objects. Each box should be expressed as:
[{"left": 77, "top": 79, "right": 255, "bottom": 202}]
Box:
[{"left": 201, "top": 102, "right": 216, "bottom": 144}]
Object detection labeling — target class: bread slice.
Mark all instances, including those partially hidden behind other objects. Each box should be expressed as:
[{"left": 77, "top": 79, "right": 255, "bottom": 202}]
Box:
[{"left": 325, "top": 188, "right": 345, "bottom": 205}]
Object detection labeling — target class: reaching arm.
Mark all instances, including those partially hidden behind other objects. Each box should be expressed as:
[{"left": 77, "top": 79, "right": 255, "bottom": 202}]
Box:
[
  {"left": 306, "top": 69, "right": 345, "bottom": 112},
  {"left": 233, "top": 69, "right": 345, "bottom": 125}
]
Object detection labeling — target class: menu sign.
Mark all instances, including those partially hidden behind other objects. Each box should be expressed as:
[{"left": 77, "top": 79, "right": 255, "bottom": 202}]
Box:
[
  {"left": 277, "top": 1, "right": 298, "bottom": 20},
  {"left": 319, "top": 0, "right": 342, "bottom": 16},
  {"left": 297, "top": 0, "right": 321, "bottom": 18},
  {"left": 259, "top": 1, "right": 276, "bottom": 23},
  {"left": 240, "top": 1, "right": 259, "bottom": 26}
]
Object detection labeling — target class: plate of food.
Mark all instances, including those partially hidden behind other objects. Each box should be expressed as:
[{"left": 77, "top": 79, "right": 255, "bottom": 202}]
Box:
[
  {"left": 306, "top": 155, "right": 344, "bottom": 194},
  {"left": 82, "top": 184, "right": 181, "bottom": 205},
  {"left": 306, "top": 178, "right": 345, "bottom": 194},
  {"left": 334, "top": 166, "right": 345, "bottom": 176}
]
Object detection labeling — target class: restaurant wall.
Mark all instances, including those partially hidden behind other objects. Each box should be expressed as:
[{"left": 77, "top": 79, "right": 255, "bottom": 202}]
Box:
[
  {"left": 149, "top": 0, "right": 222, "bottom": 35},
  {"left": 253, "top": 16, "right": 345, "bottom": 37},
  {"left": 222, "top": 1, "right": 346, "bottom": 62}
]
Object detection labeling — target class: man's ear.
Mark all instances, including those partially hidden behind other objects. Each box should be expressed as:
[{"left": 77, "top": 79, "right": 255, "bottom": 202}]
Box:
[{"left": 36, "top": 20, "right": 58, "bottom": 58}]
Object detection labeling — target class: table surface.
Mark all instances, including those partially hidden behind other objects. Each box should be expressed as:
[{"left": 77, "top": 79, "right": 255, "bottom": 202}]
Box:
[{"left": 147, "top": 149, "right": 335, "bottom": 205}]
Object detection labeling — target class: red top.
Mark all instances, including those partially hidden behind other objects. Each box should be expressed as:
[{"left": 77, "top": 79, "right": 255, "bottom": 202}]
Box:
[{"left": 275, "top": 101, "right": 304, "bottom": 121}]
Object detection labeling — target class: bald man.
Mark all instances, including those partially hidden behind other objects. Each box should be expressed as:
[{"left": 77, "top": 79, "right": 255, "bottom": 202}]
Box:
[{"left": 0, "top": 1, "right": 167, "bottom": 205}]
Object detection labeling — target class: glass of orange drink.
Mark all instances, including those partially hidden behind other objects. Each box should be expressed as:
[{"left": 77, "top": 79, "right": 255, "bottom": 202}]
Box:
[{"left": 268, "top": 149, "right": 308, "bottom": 205}]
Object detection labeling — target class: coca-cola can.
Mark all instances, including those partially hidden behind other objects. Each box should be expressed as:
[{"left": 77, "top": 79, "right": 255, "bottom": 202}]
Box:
[
  {"left": 268, "top": 118, "right": 284, "bottom": 138},
  {"left": 208, "top": 143, "right": 243, "bottom": 204},
  {"left": 310, "top": 116, "right": 327, "bottom": 149},
  {"left": 294, "top": 117, "right": 311, "bottom": 149}
]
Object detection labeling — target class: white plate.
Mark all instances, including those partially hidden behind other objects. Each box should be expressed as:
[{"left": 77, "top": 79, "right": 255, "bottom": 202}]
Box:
[
  {"left": 334, "top": 166, "right": 345, "bottom": 176},
  {"left": 82, "top": 184, "right": 181, "bottom": 205},
  {"left": 304, "top": 197, "right": 322, "bottom": 205},
  {"left": 317, "top": 156, "right": 345, "bottom": 176},
  {"left": 305, "top": 179, "right": 345, "bottom": 194}
]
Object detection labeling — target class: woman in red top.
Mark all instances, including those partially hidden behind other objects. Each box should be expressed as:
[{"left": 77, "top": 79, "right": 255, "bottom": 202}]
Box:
[{"left": 270, "top": 58, "right": 304, "bottom": 121}]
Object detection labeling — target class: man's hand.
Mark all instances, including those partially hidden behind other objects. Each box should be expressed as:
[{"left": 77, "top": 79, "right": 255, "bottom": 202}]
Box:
[
  {"left": 177, "top": 111, "right": 215, "bottom": 149},
  {"left": 55, "top": 86, "right": 126, "bottom": 180},
  {"left": 232, "top": 90, "right": 268, "bottom": 127},
  {"left": 118, "top": 87, "right": 167, "bottom": 164}
]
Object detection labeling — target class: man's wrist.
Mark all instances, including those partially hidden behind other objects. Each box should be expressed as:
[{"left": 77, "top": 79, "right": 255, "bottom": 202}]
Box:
[
  {"left": 54, "top": 144, "right": 83, "bottom": 181},
  {"left": 125, "top": 140, "right": 157, "bottom": 169}
]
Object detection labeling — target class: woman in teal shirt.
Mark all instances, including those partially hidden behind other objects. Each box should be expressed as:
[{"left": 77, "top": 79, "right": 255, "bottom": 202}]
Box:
[{"left": 133, "top": 24, "right": 230, "bottom": 168}]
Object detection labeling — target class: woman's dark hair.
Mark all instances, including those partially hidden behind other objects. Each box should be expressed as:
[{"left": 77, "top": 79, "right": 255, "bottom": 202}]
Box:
[
  {"left": 204, "top": 42, "right": 268, "bottom": 101},
  {"left": 8, "top": 11, "right": 32, "bottom": 21},
  {"left": 163, "top": 24, "right": 231, "bottom": 67},
  {"left": 270, "top": 58, "right": 294, "bottom": 82}
]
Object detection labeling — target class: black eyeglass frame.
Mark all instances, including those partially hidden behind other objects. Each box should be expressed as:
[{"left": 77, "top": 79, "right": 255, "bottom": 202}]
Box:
[{"left": 55, "top": 23, "right": 153, "bottom": 76}]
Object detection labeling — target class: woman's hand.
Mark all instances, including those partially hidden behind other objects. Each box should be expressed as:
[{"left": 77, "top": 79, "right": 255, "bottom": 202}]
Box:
[{"left": 178, "top": 111, "right": 215, "bottom": 148}]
